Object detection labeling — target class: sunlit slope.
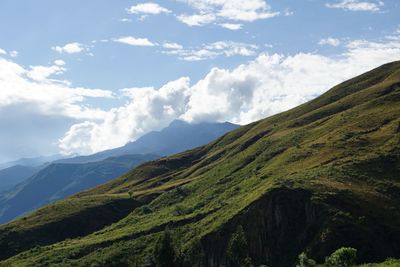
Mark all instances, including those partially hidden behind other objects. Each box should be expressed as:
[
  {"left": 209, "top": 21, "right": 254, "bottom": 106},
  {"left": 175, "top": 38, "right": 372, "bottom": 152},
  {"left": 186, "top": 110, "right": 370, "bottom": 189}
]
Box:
[{"left": 1, "top": 61, "right": 399, "bottom": 267}]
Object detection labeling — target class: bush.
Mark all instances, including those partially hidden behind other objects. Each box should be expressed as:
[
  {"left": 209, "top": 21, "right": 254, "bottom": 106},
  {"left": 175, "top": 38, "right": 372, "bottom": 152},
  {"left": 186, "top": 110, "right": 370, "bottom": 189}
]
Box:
[
  {"left": 153, "top": 229, "right": 176, "bottom": 267},
  {"left": 227, "top": 225, "right": 253, "bottom": 267},
  {"left": 325, "top": 247, "right": 357, "bottom": 267},
  {"left": 183, "top": 238, "right": 204, "bottom": 267},
  {"left": 296, "top": 252, "right": 316, "bottom": 267}
]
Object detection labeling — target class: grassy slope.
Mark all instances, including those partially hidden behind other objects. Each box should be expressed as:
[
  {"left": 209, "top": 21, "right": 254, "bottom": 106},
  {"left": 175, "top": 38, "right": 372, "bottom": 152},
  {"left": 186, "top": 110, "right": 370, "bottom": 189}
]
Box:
[
  {"left": 0, "top": 62, "right": 400, "bottom": 266},
  {"left": 0, "top": 154, "right": 159, "bottom": 225}
]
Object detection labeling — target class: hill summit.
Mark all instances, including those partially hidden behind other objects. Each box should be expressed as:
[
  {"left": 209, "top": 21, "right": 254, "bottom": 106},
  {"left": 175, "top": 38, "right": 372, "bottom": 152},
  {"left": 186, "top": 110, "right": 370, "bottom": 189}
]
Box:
[{"left": 0, "top": 62, "right": 399, "bottom": 267}]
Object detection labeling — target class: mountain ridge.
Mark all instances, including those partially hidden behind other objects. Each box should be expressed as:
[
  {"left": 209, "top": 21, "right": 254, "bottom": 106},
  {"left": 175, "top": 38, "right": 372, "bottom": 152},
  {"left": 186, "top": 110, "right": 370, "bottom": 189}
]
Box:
[
  {"left": 0, "top": 61, "right": 399, "bottom": 266},
  {"left": 55, "top": 120, "right": 239, "bottom": 164}
]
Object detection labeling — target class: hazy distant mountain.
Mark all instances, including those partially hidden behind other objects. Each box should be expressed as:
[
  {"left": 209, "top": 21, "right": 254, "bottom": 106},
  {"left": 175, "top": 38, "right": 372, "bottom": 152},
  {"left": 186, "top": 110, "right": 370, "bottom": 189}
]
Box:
[
  {"left": 0, "top": 154, "right": 158, "bottom": 224},
  {"left": 0, "top": 155, "right": 64, "bottom": 170},
  {"left": 0, "top": 165, "right": 39, "bottom": 192},
  {"left": 0, "top": 121, "right": 238, "bottom": 225},
  {"left": 56, "top": 120, "right": 239, "bottom": 164},
  {"left": 1, "top": 62, "right": 399, "bottom": 266}
]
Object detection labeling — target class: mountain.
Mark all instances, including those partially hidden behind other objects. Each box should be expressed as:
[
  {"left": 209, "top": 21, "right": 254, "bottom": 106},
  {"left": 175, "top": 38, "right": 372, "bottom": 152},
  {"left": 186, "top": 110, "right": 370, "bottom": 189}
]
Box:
[
  {"left": 0, "top": 62, "right": 400, "bottom": 266},
  {"left": 55, "top": 120, "right": 239, "bottom": 164},
  {"left": 0, "top": 154, "right": 63, "bottom": 170},
  {"left": 0, "top": 165, "right": 39, "bottom": 192},
  {"left": 0, "top": 121, "right": 237, "bottom": 226},
  {"left": 0, "top": 154, "right": 158, "bottom": 224}
]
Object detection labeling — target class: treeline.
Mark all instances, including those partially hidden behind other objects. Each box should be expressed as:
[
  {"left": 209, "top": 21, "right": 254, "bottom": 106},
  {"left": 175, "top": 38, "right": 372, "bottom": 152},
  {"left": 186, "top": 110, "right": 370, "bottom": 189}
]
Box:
[{"left": 128, "top": 225, "right": 362, "bottom": 267}]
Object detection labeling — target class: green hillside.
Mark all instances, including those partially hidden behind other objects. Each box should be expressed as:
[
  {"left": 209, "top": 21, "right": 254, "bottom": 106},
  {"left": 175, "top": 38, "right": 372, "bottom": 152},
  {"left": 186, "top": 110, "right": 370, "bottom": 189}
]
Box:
[
  {"left": 0, "top": 61, "right": 399, "bottom": 267},
  {"left": 0, "top": 154, "right": 159, "bottom": 225}
]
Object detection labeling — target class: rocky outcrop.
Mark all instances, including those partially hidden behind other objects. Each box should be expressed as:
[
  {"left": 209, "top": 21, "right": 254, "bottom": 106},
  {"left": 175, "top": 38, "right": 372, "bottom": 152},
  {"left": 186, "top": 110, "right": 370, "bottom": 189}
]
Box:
[
  {"left": 202, "top": 187, "right": 323, "bottom": 267},
  {"left": 201, "top": 186, "right": 400, "bottom": 267}
]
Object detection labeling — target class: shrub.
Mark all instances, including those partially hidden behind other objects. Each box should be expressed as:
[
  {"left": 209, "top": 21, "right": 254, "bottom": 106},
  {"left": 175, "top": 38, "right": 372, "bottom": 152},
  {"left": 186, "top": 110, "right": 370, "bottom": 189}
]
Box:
[
  {"left": 227, "top": 225, "right": 253, "bottom": 267},
  {"left": 325, "top": 247, "right": 357, "bottom": 267},
  {"left": 296, "top": 252, "right": 316, "bottom": 267},
  {"left": 153, "top": 229, "right": 176, "bottom": 267},
  {"left": 183, "top": 238, "right": 204, "bottom": 267}
]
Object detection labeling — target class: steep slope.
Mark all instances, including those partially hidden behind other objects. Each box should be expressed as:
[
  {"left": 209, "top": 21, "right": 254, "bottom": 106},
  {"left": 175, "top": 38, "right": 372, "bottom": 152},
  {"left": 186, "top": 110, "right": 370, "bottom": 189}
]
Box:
[
  {"left": 0, "top": 154, "right": 158, "bottom": 224},
  {"left": 0, "top": 165, "right": 39, "bottom": 192},
  {"left": 56, "top": 121, "right": 239, "bottom": 164},
  {"left": 0, "top": 61, "right": 399, "bottom": 267}
]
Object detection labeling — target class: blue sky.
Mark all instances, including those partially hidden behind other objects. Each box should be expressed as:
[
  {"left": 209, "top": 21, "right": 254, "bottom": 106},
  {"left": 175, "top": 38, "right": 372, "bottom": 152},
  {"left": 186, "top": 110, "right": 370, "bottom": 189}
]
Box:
[{"left": 0, "top": 0, "right": 399, "bottom": 162}]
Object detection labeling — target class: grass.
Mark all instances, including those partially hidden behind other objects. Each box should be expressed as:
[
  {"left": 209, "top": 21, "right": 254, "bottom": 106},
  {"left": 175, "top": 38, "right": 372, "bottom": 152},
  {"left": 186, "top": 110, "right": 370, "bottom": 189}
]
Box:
[{"left": 0, "top": 61, "right": 399, "bottom": 266}]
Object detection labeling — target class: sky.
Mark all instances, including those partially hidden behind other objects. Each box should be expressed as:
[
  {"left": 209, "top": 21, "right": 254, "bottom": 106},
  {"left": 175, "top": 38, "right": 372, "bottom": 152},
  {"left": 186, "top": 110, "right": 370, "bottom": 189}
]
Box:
[{"left": 0, "top": 0, "right": 399, "bottom": 163}]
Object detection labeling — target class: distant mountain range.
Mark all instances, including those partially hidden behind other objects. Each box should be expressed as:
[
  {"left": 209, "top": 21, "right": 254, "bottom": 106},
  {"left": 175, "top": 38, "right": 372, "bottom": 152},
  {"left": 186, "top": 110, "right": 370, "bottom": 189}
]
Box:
[
  {"left": 55, "top": 120, "right": 239, "bottom": 164},
  {"left": 0, "top": 62, "right": 399, "bottom": 266},
  {"left": 0, "top": 120, "right": 239, "bottom": 224},
  {"left": 0, "top": 165, "right": 40, "bottom": 192},
  {"left": 0, "top": 154, "right": 63, "bottom": 170},
  {"left": 0, "top": 154, "right": 158, "bottom": 224}
]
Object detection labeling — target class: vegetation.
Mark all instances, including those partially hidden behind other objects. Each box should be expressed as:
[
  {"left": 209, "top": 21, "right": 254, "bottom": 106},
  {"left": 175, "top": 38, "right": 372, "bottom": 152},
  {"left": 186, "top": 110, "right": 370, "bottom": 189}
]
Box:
[
  {"left": 296, "top": 252, "right": 316, "bottom": 267},
  {"left": 0, "top": 62, "right": 399, "bottom": 266},
  {"left": 153, "top": 229, "right": 176, "bottom": 267},
  {"left": 325, "top": 247, "right": 357, "bottom": 267},
  {"left": 227, "top": 226, "right": 252, "bottom": 267}
]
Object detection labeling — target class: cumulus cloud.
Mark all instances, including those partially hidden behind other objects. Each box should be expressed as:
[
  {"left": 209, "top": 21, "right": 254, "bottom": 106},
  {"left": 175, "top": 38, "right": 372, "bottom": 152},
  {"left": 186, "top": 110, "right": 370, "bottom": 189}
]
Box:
[
  {"left": 326, "top": 0, "right": 384, "bottom": 12},
  {"left": 219, "top": 23, "right": 243, "bottom": 30},
  {"left": 127, "top": 2, "right": 171, "bottom": 15},
  {"left": 52, "top": 42, "right": 85, "bottom": 54},
  {"left": 59, "top": 31, "right": 400, "bottom": 155},
  {"left": 318, "top": 37, "right": 341, "bottom": 46},
  {"left": 176, "top": 13, "right": 216, "bottom": 26},
  {"left": 26, "top": 64, "right": 66, "bottom": 82},
  {"left": 54, "top": 59, "right": 66, "bottom": 66},
  {"left": 9, "top": 50, "right": 18, "bottom": 57},
  {"left": 162, "top": 42, "right": 183, "bottom": 50},
  {"left": 0, "top": 57, "right": 114, "bottom": 160},
  {"left": 114, "top": 36, "right": 156, "bottom": 47},
  {"left": 0, "top": 48, "right": 6, "bottom": 55},
  {"left": 59, "top": 78, "right": 190, "bottom": 155},
  {"left": 177, "top": 0, "right": 280, "bottom": 27},
  {"left": 163, "top": 41, "right": 259, "bottom": 61}
]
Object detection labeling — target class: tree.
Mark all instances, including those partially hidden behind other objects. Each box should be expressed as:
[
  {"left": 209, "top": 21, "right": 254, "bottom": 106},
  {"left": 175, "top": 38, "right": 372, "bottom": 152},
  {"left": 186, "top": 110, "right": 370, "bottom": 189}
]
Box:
[
  {"left": 183, "top": 237, "right": 204, "bottom": 267},
  {"left": 296, "top": 252, "right": 316, "bottom": 267},
  {"left": 153, "top": 229, "right": 176, "bottom": 267},
  {"left": 325, "top": 247, "right": 357, "bottom": 267},
  {"left": 227, "top": 225, "right": 253, "bottom": 267}
]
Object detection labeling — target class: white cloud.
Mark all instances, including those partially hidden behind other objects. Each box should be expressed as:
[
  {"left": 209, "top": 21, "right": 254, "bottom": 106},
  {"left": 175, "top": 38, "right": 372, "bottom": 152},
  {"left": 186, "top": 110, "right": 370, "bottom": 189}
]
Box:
[
  {"left": 127, "top": 2, "right": 171, "bottom": 15},
  {"left": 283, "top": 9, "right": 294, "bottom": 16},
  {"left": 0, "top": 48, "right": 7, "bottom": 55},
  {"left": 163, "top": 41, "right": 259, "bottom": 61},
  {"left": 219, "top": 23, "right": 243, "bottom": 30},
  {"left": 54, "top": 59, "right": 66, "bottom": 66},
  {"left": 120, "top": 18, "right": 133, "bottom": 22},
  {"left": 114, "top": 36, "right": 156, "bottom": 47},
  {"left": 177, "top": 0, "right": 280, "bottom": 27},
  {"left": 326, "top": 0, "right": 384, "bottom": 12},
  {"left": 59, "top": 78, "right": 190, "bottom": 155},
  {"left": 162, "top": 42, "right": 183, "bottom": 50},
  {"left": 59, "top": 31, "right": 400, "bottom": 155},
  {"left": 27, "top": 65, "right": 66, "bottom": 82},
  {"left": 9, "top": 50, "right": 18, "bottom": 57},
  {"left": 52, "top": 42, "right": 85, "bottom": 54},
  {"left": 319, "top": 37, "right": 341, "bottom": 46},
  {"left": 0, "top": 57, "right": 115, "bottom": 160},
  {"left": 176, "top": 13, "right": 216, "bottom": 26},
  {"left": 0, "top": 58, "right": 112, "bottom": 120}
]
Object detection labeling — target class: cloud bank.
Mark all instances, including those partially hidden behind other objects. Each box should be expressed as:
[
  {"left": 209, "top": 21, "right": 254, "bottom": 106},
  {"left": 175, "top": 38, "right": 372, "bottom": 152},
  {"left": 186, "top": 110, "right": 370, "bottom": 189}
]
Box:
[{"left": 58, "top": 33, "right": 400, "bottom": 155}]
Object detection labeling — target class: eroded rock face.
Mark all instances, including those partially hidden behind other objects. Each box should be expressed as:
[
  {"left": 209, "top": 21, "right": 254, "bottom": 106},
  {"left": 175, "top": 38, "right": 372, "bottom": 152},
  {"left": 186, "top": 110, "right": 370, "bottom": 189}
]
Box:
[
  {"left": 202, "top": 187, "right": 324, "bottom": 267},
  {"left": 201, "top": 186, "right": 400, "bottom": 267}
]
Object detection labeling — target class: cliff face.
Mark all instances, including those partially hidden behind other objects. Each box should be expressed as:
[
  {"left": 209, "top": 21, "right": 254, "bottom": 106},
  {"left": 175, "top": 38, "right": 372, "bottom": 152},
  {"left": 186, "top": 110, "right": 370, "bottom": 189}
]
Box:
[
  {"left": 203, "top": 182, "right": 400, "bottom": 267},
  {"left": 0, "top": 62, "right": 400, "bottom": 267},
  {"left": 202, "top": 188, "right": 320, "bottom": 267}
]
